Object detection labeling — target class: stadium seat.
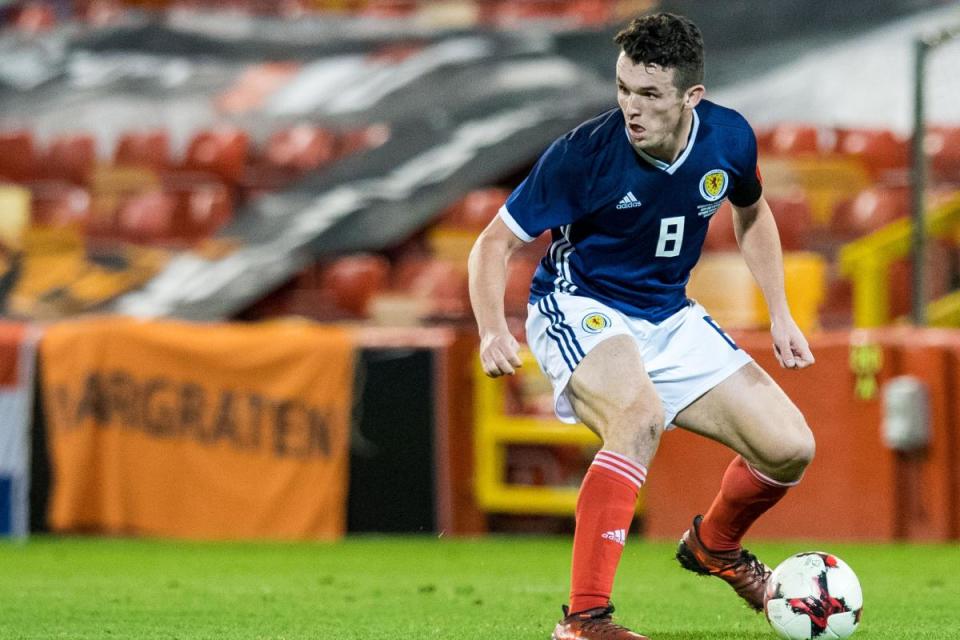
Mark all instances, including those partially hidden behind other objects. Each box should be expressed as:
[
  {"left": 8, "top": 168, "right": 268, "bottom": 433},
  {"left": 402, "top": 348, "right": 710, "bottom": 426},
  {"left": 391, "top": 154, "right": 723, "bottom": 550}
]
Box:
[
  {"left": 441, "top": 188, "right": 511, "bottom": 232},
  {"left": 0, "top": 131, "right": 37, "bottom": 182},
  {"left": 319, "top": 253, "right": 391, "bottom": 318},
  {"left": 116, "top": 190, "right": 177, "bottom": 244},
  {"left": 337, "top": 124, "right": 390, "bottom": 158},
  {"left": 264, "top": 125, "right": 338, "bottom": 173},
  {"left": 504, "top": 257, "right": 539, "bottom": 319},
  {"left": 767, "top": 124, "right": 827, "bottom": 156},
  {"left": 703, "top": 201, "right": 737, "bottom": 251},
  {"left": 183, "top": 128, "right": 250, "bottom": 184},
  {"left": 486, "top": 0, "right": 567, "bottom": 25},
  {"left": 28, "top": 181, "right": 92, "bottom": 229},
  {"left": 830, "top": 186, "right": 909, "bottom": 239},
  {"left": 926, "top": 126, "right": 960, "bottom": 184},
  {"left": 170, "top": 182, "right": 234, "bottom": 242},
  {"left": 754, "top": 127, "right": 777, "bottom": 157},
  {"left": 704, "top": 193, "right": 812, "bottom": 253},
  {"left": 886, "top": 241, "right": 953, "bottom": 321},
  {"left": 393, "top": 256, "right": 471, "bottom": 320},
  {"left": 563, "top": 0, "right": 612, "bottom": 26},
  {"left": 14, "top": 2, "right": 56, "bottom": 33},
  {"left": 114, "top": 130, "right": 171, "bottom": 171},
  {"left": 766, "top": 191, "right": 813, "bottom": 251},
  {"left": 361, "top": 0, "right": 418, "bottom": 18},
  {"left": 42, "top": 134, "right": 97, "bottom": 184},
  {"left": 80, "top": 0, "right": 127, "bottom": 26},
  {"left": 834, "top": 128, "right": 908, "bottom": 180}
]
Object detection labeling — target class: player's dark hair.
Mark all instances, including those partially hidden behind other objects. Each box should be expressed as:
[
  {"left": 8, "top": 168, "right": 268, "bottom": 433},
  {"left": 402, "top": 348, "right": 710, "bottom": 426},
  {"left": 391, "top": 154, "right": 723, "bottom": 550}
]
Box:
[{"left": 614, "top": 13, "right": 704, "bottom": 91}]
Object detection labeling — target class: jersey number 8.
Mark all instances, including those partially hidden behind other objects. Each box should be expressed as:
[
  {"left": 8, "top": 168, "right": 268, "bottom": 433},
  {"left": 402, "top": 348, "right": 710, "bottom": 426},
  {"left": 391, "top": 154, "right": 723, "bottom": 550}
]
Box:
[{"left": 655, "top": 216, "right": 685, "bottom": 258}]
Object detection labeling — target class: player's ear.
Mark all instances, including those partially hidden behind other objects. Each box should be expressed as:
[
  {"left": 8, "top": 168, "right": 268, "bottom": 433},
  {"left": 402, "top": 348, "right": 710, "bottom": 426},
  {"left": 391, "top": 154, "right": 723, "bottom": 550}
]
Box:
[{"left": 683, "top": 84, "right": 705, "bottom": 109}]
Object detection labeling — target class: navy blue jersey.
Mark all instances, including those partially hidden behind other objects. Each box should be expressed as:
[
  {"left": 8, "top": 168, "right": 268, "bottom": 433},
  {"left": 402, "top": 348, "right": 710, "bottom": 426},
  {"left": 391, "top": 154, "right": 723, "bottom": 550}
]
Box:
[{"left": 500, "top": 100, "right": 763, "bottom": 322}]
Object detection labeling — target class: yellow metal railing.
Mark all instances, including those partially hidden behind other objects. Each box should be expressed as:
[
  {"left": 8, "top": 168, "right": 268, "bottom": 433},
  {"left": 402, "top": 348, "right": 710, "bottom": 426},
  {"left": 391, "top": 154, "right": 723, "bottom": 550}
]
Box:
[
  {"left": 474, "top": 351, "right": 644, "bottom": 516},
  {"left": 839, "top": 193, "right": 960, "bottom": 327}
]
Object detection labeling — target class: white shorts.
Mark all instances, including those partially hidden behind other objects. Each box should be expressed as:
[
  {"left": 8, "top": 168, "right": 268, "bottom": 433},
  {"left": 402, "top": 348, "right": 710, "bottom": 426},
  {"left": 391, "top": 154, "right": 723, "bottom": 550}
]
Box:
[{"left": 525, "top": 292, "right": 753, "bottom": 428}]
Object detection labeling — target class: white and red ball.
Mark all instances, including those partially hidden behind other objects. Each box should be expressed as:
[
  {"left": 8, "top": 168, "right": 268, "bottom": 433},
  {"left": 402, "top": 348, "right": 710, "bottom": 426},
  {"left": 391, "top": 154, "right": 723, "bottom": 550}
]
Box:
[{"left": 764, "top": 552, "right": 863, "bottom": 639}]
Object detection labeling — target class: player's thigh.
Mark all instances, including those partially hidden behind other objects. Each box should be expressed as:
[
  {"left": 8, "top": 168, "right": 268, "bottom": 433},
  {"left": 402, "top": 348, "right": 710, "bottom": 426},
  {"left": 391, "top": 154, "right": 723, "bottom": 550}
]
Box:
[
  {"left": 566, "top": 333, "right": 664, "bottom": 439},
  {"left": 672, "top": 361, "right": 813, "bottom": 471}
]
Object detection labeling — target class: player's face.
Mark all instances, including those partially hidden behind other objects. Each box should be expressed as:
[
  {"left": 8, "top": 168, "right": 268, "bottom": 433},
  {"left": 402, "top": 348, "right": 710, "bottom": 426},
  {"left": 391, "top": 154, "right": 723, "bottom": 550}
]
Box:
[{"left": 616, "top": 53, "right": 702, "bottom": 159}]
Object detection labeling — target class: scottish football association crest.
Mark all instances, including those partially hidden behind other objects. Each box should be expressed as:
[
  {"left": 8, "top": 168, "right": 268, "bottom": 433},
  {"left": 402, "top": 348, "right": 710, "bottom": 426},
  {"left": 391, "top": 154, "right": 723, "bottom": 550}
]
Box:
[
  {"left": 582, "top": 312, "right": 611, "bottom": 334},
  {"left": 699, "top": 169, "right": 729, "bottom": 202}
]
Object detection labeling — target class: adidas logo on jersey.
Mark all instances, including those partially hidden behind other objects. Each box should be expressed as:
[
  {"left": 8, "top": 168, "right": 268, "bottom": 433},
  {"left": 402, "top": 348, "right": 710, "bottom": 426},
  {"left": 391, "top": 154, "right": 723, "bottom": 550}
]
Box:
[
  {"left": 616, "top": 192, "right": 642, "bottom": 209},
  {"left": 601, "top": 529, "right": 627, "bottom": 545}
]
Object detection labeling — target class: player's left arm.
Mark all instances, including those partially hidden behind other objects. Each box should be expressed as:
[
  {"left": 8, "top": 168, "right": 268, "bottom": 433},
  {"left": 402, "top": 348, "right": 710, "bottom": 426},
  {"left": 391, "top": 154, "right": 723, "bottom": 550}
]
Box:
[{"left": 732, "top": 196, "right": 815, "bottom": 370}]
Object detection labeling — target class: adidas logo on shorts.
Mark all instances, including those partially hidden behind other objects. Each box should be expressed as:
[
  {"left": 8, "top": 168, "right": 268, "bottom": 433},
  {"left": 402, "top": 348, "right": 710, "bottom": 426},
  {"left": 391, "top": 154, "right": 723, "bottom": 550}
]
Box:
[
  {"left": 601, "top": 529, "right": 627, "bottom": 545},
  {"left": 616, "top": 192, "right": 642, "bottom": 209}
]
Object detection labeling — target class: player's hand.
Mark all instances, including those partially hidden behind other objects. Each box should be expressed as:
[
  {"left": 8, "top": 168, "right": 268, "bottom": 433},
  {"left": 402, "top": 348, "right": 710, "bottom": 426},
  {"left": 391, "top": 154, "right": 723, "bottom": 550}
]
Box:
[
  {"left": 770, "top": 315, "right": 815, "bottom": 370},
  {"left": 479, "top": 330, "right": 523, "bottom": 377}
]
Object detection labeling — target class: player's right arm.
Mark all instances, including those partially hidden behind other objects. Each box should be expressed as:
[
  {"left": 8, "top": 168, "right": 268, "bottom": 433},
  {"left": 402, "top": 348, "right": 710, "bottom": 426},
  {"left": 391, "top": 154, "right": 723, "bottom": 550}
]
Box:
[{"left": 468, "top": 215, "right": 526, "bottom": 377}]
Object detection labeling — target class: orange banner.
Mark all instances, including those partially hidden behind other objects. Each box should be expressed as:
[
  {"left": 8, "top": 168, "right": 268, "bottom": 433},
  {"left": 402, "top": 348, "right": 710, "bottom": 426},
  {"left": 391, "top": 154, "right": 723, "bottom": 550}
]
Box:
[{"left": 42, "top": 317, "right": 355, "bottom": 540}]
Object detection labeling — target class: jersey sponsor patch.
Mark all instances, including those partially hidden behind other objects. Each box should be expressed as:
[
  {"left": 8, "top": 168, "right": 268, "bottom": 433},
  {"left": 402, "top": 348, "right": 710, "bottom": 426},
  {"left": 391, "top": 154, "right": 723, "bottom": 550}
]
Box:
[
  {"left": 699, "top": 169, "right": 729, "bottom": 202},
  {"left": 581, "top": 312, "right": 611, "bottom": 334}
]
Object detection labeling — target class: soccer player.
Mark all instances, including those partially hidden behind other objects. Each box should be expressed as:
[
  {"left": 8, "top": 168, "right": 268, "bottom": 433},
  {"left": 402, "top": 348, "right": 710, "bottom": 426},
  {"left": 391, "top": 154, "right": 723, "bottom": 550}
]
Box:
[{"left": 468, "top": 12, "right": 816, "bottom": 640}]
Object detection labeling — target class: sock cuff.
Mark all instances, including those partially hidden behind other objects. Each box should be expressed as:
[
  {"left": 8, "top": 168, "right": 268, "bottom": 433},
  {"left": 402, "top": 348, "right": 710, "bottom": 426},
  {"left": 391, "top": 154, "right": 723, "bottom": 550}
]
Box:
[
  {"left": 746, "top": 462, "right": 801, "bottom": 488},
  {"left": 590, "top": 449, "right": 647, "bottom": 491}
]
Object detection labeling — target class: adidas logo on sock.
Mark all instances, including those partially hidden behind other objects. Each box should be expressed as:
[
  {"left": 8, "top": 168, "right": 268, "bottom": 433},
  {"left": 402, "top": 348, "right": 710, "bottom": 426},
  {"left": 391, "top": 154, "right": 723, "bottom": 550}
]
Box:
[
  {"left": 601, "top": 529, "right": 627, "bottom": 545},
  {"left": 615, "top": 192, "right": 642, "bottom": 210}
]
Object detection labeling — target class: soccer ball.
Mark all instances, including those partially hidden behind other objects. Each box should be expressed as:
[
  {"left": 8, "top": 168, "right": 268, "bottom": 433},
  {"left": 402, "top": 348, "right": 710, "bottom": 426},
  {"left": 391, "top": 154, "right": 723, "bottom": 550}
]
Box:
[{"left": 764, "top": 552, "right": 863, "bottom": 639}]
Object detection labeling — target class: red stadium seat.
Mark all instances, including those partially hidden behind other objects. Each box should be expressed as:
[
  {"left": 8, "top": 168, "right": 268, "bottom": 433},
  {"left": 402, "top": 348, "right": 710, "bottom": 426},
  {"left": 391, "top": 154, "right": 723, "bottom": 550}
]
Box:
[
  {"left": 171, "top": 182, "right": 234, "bottom": 241},
  {"left": 486, "top": 0, "right": 567, "bottom": 25},
  {"left": 768, "top": 124, "right": 827, "bottom": 156},
  {"left": 766, "top": 191, "right": 813, "bottom": 251},
  {"left": 830, "top": 186, "right": 909, "bottom": 239},
  {"left": 319, "top": 253, "right": 391, "bottom": 318},
  {"left": 563, "top": 0, "right": 612, "bottom": 26},
  {"left": 183, "top": 128, "right": 250, "bottom": 184},
  {"left": 703, "top": 201, "right": 737, "bottom": 251},
  {"left": 114, "top": 130, "right": 171, "bottom": 171},
  {"left": 504, "top": 257, "right": 539, "bottom": 319},
  {"left": 926, "top": 126, "right": 960, "bottom": 184},
  {"left": 0, "top": 131, "right": 36, "bottom": 182},
  {"left": 441, "top": 188, "right": 511, "bottom": 232},
  {"left": 264, "top": 125, "right": 338, "bottom": 173},
  {"left": 834, "top": 128, "right": 909, "bottom": 180},
  {"left": 361, "top": 0, "right": 418, "bottom": 18},
  {"left": 43, "top": 134, "right": 97, "bottom": 184},
  {"left": 28, "top": 180, "right": 91, "bottom": 228},
  {"left": 14, "top": 2, "right": 56, "bottom": 33},
  {"left": 703, "top": 193, "right": 811, "bottom": 251},
  {"left": 116, "top": 189, "right": 177, "bottom": 244},
  {"left": 393, "top": 257, "right": 471, "bottom": 320},
  {"left": 337, "top": 124, "right": 390, "bottom": 158}
]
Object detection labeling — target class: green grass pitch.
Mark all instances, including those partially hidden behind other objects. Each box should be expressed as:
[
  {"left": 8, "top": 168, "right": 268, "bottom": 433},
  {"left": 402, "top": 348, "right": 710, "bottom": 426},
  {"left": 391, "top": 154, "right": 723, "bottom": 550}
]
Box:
[{"left": 0, "top": 536, "right": 958, "bottom": 639}]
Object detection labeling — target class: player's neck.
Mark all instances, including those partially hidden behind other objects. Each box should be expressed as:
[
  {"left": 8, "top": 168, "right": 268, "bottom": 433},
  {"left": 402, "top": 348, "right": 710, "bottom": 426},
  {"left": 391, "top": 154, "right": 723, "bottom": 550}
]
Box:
[{"left": 640, "top": 110, "right": 694, "bottom": 164}]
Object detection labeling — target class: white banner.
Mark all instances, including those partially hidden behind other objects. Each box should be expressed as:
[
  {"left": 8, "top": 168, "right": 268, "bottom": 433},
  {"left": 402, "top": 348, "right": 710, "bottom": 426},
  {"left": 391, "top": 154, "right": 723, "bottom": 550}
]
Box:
[{"left": 0, "top": 324, "right": 38, "bottom": 538}]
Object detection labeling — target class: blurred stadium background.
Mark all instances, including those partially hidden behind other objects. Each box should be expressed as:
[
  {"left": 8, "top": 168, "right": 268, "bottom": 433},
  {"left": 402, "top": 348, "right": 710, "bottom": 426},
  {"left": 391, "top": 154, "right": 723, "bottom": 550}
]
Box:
[{"left": 0, "top": 0, "right": 959, "bottom": 632}]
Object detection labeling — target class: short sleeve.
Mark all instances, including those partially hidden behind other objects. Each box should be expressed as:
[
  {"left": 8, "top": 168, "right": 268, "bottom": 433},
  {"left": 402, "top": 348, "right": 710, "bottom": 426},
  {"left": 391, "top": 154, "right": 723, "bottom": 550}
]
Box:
[
  {"left": 727, "top": 125, "right": 763, "bottom": 208},
  {"left": 499, "top": 135, "right": 590, "bottom": 242}
]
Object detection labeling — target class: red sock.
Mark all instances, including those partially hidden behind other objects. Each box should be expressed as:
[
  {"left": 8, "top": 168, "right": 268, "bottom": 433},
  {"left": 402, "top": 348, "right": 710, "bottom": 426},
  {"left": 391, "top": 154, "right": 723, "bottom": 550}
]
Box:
[
  {"left": 569, "top": 450, "right": 647, "bottom": 614},
  {"left": 698, "top": 455, "right": 798, "bottom": 552}
]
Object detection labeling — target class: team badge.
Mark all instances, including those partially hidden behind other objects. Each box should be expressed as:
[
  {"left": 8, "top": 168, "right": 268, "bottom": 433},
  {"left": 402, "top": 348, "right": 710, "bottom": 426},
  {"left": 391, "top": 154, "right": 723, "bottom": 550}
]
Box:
[
  {"left": 699, "top": 169, "right": 729, "bottom": 202},
  {"left": 582, "top": 312, "right": 611, "bottom": 334}
]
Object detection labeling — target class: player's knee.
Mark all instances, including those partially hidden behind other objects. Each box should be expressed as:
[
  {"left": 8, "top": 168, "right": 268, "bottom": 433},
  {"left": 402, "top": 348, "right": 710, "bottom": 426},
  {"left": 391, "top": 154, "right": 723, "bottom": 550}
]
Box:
[{"left": 768, "top": 420, "right": 815, "bottom": 477}]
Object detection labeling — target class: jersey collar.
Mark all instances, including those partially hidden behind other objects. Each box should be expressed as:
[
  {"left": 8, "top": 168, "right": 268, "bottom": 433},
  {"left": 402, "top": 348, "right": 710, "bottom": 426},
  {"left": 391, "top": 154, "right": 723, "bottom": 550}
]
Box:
[{"left": 627, "top": 108, "right": 700, "bottom": 175}]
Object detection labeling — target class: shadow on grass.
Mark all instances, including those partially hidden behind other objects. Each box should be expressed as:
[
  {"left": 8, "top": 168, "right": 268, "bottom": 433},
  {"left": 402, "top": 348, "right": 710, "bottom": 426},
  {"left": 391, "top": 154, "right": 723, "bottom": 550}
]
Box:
[{"left": 652, "top": 633, "right": 772, "bottom": 640}]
